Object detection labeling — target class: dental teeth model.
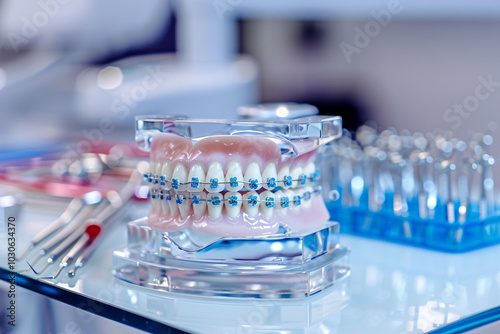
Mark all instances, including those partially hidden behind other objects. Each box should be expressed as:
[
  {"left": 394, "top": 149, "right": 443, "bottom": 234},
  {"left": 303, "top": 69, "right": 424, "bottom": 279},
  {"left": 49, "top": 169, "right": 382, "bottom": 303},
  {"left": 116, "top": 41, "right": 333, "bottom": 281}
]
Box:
[
  {"left": 112, "top": 113, "right": 350, "bottom": 298},
  {"left": 140, "top": 118, "right": 337, "bottom": 237}
]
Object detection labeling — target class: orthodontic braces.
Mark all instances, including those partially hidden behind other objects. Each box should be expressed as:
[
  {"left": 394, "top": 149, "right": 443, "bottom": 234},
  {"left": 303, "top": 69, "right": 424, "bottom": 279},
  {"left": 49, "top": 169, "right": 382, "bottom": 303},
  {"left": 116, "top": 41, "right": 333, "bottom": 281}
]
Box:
[
  {"left": 143, "top": 171, "right": 320, "bottom": 189},
  {"left": 148, "top": 187, "right": 322, "bottom": 208}
]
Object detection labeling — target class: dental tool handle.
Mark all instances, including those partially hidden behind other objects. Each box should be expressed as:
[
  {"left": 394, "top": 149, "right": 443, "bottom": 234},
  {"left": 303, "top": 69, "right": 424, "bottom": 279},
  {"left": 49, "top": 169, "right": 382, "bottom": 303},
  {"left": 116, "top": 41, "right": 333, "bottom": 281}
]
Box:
[
  {"left": 18, "top": 198, "right": 83, "bottom": 260},
  {"left": 91, "top": 168, "right": 141, "bottom": 224},
  {"left": 67, "top": 235, "right": 101, "bottom": 278},
  {"left": 37, "top": 204, "right": 95, "bottom": 253},
  {"left": 67, "top": 216, "right": 119, "bottom": 278},
  {"left": 51, "top": 234, "right": 89, "bottom": 280},
  {"left": 47, "top": 227, "right": 87, "bottom": 263},
  {"left": 31, "top": 198, "right": 83, "bottom": 244},
  {"left": 59, "top": 225, "right": 101, "bottom": 268}
]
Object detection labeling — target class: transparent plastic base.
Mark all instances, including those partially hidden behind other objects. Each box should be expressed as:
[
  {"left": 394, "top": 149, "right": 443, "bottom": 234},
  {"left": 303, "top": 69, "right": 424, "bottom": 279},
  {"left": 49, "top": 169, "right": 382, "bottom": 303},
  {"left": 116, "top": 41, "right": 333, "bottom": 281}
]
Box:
[{"left": 112, "top": 218, "right": 350, "bottom": 298}]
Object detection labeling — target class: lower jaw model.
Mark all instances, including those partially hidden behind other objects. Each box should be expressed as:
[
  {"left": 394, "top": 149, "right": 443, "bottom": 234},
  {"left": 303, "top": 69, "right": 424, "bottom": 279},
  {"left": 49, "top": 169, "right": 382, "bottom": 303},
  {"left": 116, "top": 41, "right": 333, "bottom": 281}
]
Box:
[{"left": 145, "top": 133, "right": 329, "bottom": 237}]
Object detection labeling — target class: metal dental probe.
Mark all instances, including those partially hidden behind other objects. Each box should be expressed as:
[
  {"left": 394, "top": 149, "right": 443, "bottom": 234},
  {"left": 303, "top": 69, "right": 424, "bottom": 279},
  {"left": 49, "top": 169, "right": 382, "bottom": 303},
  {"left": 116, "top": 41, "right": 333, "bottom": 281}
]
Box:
[
  {"left": 37, "top": 187, "right": 128, "bottom": 275},
  {"left": 35, "top": 223, "right": 93, "bottom": 274},
  {"left": 30, "top": 224, "right": 102, "bottom": 279},
  {"left": 67, "top": 236, "right": 100, "bottom": 278},
  {"left": 27, "top": 201, "right": 104, "bottom": 268}
]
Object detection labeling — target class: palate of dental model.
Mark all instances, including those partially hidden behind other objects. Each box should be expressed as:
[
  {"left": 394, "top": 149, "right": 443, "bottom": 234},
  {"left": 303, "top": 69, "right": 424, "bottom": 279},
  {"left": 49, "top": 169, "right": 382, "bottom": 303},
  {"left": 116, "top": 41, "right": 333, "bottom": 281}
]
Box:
[{"left": 146, "top": 133, "right": 330, "bottom": 237}]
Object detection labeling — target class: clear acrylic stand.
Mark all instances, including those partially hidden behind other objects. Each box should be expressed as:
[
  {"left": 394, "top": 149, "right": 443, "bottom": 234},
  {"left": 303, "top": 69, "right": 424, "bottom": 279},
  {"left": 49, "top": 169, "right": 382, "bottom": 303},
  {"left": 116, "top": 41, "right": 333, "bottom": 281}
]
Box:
[{"left": 113, "top": 115, "right": 349, "bottom": 298}]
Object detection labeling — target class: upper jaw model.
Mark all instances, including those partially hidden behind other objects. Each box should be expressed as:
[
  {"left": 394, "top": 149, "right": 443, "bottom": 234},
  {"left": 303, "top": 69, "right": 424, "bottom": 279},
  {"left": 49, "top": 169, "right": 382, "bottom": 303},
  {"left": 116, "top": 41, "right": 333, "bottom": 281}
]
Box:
[{"left": 137, "top": 116, "right": 342, "bottom": 237}]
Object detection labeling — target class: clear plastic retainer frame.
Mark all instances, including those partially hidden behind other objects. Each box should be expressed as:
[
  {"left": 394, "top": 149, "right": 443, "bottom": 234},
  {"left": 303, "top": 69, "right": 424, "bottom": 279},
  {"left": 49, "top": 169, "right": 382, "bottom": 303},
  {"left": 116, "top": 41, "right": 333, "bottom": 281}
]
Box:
[
  {"left": 112, "top": 115, "right": 349, "bottom": 298},
  {"left": 135, "top": 115, "right": 342, "bottom": 159},
  {"left": 113, "top": 218, "right": 350, "bottom": 298}
]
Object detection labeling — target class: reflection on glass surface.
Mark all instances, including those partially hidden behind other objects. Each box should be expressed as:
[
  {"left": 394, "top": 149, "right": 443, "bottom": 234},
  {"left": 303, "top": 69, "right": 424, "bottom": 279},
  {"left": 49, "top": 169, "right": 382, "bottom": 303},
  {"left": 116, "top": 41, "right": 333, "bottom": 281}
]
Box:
[
  {"left": 2, "top": 202, "right": 500, "bottom": 333},
  {"left": 121, "top": 278, "right": 350, "bottom": 333},
  {"left": 338, "top": 235, "right": 500, "bottom": 334}
]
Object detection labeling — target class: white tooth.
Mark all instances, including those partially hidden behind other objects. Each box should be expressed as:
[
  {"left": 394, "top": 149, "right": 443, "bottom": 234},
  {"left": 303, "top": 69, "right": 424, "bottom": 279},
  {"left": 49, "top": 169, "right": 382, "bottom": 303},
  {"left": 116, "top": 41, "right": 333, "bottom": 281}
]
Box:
[
  {"left": 154, "top": 198, "right": 161, "bottom": 212},
  {"left": 259, "top": 190, "right": 275, "bottom": 218},
  {"left": 277, "top": 166, "right": 292, "bottom": 189},
  {"left": 175, "top": 192, "right": 191, "bottom": 219},
  {"left": 303, "top": 163, "right": 316, "bottom": 185},
  {"left": 243, "top": 191, "right": 260, "bottom": 217},
  {"left": 288, "top": 190, "right": 301, "bottom": 210},
  {"left": 283, "top": 189, "right": 295, "bottom": 209},
  {"left": 192, "top": 192, "right": 206, "bottom": 220},
  {"left": 275, "top": 190, "right": 290, "bottom": 212},
  {"left": 187, "top": 164, "right": 205, "bottom": 192},
  {"left": 150, "top": 161, "right": 157, "bottom": 174},
  {"left": 149, "top": 161, "right": 162, "bottom": 185},
  {"left": 151, "top": 191, "right": 160, "bottom": 212},
  {"left": 262, "top": 163, "right": 278, "bottom": 190},
  {"left": 207, "top": 193, "right": 223, "bottom": 219},
  {"left": 225, "top": 161, "right": 244, "bottom": 192},
  {"left": 302, "top": 186, "right": 314, "bottom": 209},
  {"left": 224, "top": 192, "right": 242, "bottom": 219},
  {"left": 172, "top": 163, "right": 188, "bottom": 191},
  {"left": 290, "top": 167, "right": 303, "bottom": 188},
  {"left": 167, "top": 190, "right": 179, "bottom": 216},
  {"left": 205, "top": 162, "right": 225, "bottom": 193},
  {"left": 160, "top": 190, "right": 170, "bottom": 215},
  {"left": 154, "top": 161, "right": 162, "bottom": 175},
  {"left": 160, "top": 162, "right": 173, "bottom": 189},
  {"left": 244, "top": 162, "right": 262, "bottom": 191}
]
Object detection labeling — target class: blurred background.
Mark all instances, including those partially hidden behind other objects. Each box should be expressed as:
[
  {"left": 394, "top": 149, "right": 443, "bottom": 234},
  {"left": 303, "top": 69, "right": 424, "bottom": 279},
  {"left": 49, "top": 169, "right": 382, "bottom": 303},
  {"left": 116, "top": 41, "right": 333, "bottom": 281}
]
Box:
[
  {"left": 1, "top": 0, "right": 499, "bottom": 151},
  {"left": 1, "top": 1, "right": 500, "bottom": 333}
]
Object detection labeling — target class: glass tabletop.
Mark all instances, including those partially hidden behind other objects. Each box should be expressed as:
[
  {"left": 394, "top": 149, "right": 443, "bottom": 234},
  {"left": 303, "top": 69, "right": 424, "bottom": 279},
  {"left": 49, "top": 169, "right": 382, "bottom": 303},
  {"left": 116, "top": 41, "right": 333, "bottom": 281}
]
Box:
[{"left": 2, "top": 200, "right": 500, "bottom": 333}]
